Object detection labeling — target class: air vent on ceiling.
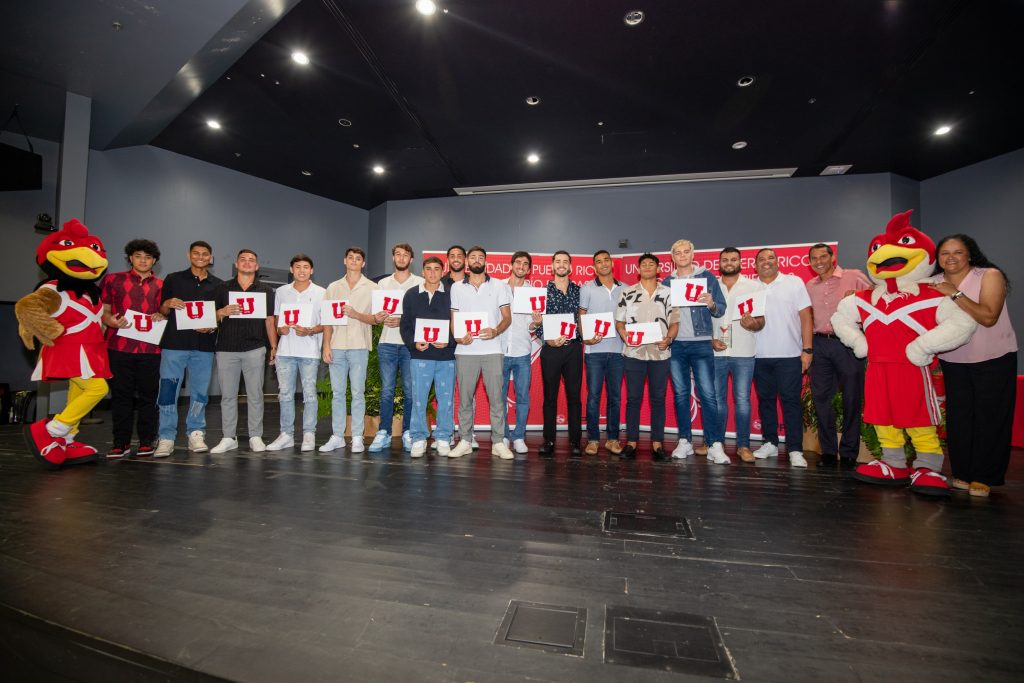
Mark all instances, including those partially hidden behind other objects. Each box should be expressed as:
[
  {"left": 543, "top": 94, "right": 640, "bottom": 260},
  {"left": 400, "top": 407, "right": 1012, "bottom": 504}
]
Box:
[
  {"left": 454, "top": 168, "right": 797, "bottom": 196},
  {"left": 820, "top": 164, "right": 852, "bottom": 176}
]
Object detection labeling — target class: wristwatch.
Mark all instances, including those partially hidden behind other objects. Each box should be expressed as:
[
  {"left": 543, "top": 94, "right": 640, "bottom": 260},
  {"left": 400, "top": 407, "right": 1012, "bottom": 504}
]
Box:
[
  {"left": 802, "top": 347, "right": 814, "bottom": 354},
  {"left": 951, "top": 290, "right": 965, "bottom": 301}
]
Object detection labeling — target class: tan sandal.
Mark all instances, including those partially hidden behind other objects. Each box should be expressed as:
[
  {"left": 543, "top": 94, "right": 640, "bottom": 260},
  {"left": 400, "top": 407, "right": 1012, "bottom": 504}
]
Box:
[
  {"left": 584, "top": 441, "right": 599, "bottom": 456},
  {"left": 605, "top": 440, "right": 623, "bottom": 455},
  {"left": 951, "top": 478, "right": 970, "bottom": 491},
  {"left": 969, "top": 482, "right": 990, "bottom": 498}
]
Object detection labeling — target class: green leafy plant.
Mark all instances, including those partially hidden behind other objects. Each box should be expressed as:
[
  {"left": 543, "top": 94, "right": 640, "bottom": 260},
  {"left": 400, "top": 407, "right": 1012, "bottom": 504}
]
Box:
[{"left": 317, "top": 324, "right": 403, "bottom": 419}]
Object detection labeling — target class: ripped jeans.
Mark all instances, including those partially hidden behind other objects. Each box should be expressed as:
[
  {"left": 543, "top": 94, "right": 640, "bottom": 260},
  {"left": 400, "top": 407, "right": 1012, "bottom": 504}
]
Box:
[{"left": 158, "top": 349, "right": 214, "bottom": 441}]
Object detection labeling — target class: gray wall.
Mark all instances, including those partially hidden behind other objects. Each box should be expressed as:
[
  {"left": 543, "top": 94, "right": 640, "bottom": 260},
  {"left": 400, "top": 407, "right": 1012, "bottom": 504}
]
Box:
[
  {"left": 921, "top": 146, "right": 1024, "bottom": 371},
  {"left": 382, "top": 173, "right": 900, "bottom": 268}
]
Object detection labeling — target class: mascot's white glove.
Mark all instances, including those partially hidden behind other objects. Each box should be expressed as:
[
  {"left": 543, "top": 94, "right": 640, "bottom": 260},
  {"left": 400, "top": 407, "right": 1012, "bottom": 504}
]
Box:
[
  {"left": 905, "top": 339, "right": 932, "bottom": 367},
  {"left": 831, "top": 295, "right": 868, "bottom": 358}
]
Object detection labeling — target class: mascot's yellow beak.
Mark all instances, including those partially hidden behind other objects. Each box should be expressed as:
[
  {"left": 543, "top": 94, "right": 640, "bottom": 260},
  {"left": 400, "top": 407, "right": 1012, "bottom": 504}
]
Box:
[
  {"left": 46, "top": 246, "right": 108, "bottom": 280},
  {"left": 867, "top": 244, "right": 927, "bottom": 280}
]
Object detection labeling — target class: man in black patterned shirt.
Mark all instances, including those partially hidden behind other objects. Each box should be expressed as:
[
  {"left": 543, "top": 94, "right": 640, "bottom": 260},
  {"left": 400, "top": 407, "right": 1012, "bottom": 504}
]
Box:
[{"left": 534, "top": 250, "right": 582, "bottom": 456}]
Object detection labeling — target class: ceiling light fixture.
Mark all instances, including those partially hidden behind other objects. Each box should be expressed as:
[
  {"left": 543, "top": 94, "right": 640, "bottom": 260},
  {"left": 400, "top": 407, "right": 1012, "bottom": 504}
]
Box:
[
  {"left": 353, "top": 144, "right": 360, "bottom": 149},
  {"left": 415, "top": 1, "right": 437, "bottom": 16},
  {"left": 820, "top": 164, "right": 852, "bottom": 176},
  {"left": 525, "top": 96, "right": 540, "bottom": 106},
  {"left": 624, "top": 10, "right": 644, "bottom": 26},
  {"left": 206, "top": 119, "right": 222, "bottom": 130},
  {"left": 111, "top": 21, "right": 124, "bottom": 31},
  {"left": 737, "top": 75, "right": 755, "bottom": 87},
  {"left": 526, "top": 153, "right": 540, "bottom": 164},
  {"left": 934, "top": 124, "right": 952, "bottom": 136},
  {"left": 291, "top": 51, "right": 310, "bottom": 66},
  {"left": 597, "top": 121, "right": 604, "bottom": 126},
  {"left": 301, "top": 170, "right": 312, "bottom": 176},
  {"left": 338, "top": 118, "right": 353, "bottom": 127},
  {"left": 732, "top": 141, "right": 747, "bottom": 149},
  {"left": 372, "top": 165, "right": 385, "bottom": 175}
]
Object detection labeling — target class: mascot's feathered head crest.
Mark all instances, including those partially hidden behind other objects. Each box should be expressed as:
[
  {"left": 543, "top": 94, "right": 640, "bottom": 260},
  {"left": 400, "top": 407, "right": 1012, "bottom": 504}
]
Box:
[
  {"left": 35, "top": 218, "right": 108, "bottom": 296},
  {"left": 865, "top": 210, "right": 935, "bottom": 293}
]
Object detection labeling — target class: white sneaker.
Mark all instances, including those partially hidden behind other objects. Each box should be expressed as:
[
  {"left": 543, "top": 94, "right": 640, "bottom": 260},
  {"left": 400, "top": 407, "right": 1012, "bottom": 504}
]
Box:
[
  {"left": 301, "top": 433, "right": 316, "bottom": 452},
  {"left": 402, "top": 430, "right": 413, "bottom": 451},
  {"left": 319, "top": 435, "right": 346, "bottom": 452},
  {"left": 350, "top": 437, "right": 365, "bottom": 453},
  {"left": 502, "top": 437, "right": 510, "bottom": 448},
  {"left": 470, "top": 435, "right": 479, "bottom": 450},
  {"left": 707, "top": 442, "right": 731, "bottom": 465},
  {"left": 789, "top": 451, "right": 808, "bottom": 468},
  {"left": 154, "top": 439, "right": 175, "bottom": 458},
  {"left": 513, "top": 438, "right": 529, "bottom": 454},
  {"left": 410, "top": 440, "right": 427, "bottom": 458},
  {"left": 368, "top": 430, "right": 390, "bottom": 452},
  {"left": 187, "top": 430, "right": 208, "bottom": 452},
  {"left": 449, "top": 440, "right": 472, "bottom": 458},
  {"left": 672, "top": 438, "right": 694, "bottom": 459},
  {"left": 266, "top": 434, "right": 293, "bottom": 451},
  {"left": 436, "top": 440, "right": 451, "bottom": 456},
  {"left": 210, "top": 437, "right": 238, "bottom": 454},
  {"left": 752, "top": 442, "right": 779, "bottom": 459},
  {"left": 249, "top": 436, "right": 266, "bottom": 453},
  {"left": 492, "top": 442, "right": 515, "bottom": 460}
]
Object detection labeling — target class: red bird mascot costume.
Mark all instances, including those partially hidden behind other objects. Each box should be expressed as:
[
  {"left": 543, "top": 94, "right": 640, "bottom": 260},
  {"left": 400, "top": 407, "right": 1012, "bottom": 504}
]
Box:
[
  {"left": 831, "top": 211, "right": 976, "bottom": 496},
  {"left": 16, "top": 219, "right": 111, "bottom": 468}
]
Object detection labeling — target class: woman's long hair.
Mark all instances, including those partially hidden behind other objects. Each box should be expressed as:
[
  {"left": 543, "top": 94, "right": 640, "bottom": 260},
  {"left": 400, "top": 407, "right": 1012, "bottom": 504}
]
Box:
[{"left": 933, "top": 233, "right": 1011, "bottom": 293}]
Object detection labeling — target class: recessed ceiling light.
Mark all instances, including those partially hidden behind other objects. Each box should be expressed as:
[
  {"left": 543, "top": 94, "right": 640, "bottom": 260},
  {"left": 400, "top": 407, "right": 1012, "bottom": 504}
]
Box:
[
  {"left": 415, "top": 0, "right": 437, "bottom": 16},
  {"left": 372, "top": 165, "right": 385, "bottom": 175},
  {"left": 934, "top": 124, "right": 952, "bottom": 136},
  {"left": 111, "top": 21, "right": 123, "bottom": 31},
  {"left": 233, "top": 152, "right": 241, "bottom": 158},
  {"left": 808, "top": 97, "right": 817, "bottom": 104},
  {"left": 353, "top": 143, "right": 360, "bottom": 149},
  {"left": 737, "top": 75, "right": 755, "bottom": 87},
  {"left": 443, "top": 8, "right": 449, "bottom": 13},
  {"left": 624, "top": 10, "right": 644, "bottom": 26},
  {"left": 206, "top": 119, "right": 222, "bottom": 130},
  {"left": 260, "top": 73, "right": 265, "bottom": 78},
  {"left": 597, "top": 121, "right": 604, "bottom": 126},
  {"left": 301, "top": 170, "right": 312, "bottom": 176},
  {"left": 338, "top": 118, "right": 353, "bottom": 127},
  {"left": 291, "top": 51, "right": 310, "bottom": 66},
  {"left": 525, "top": 96, "right": 540, "bottom": 106},
  {"left": 731, "top": 141, "right": 747, "bottom": 149},
  {"left": 526, "top": 153, "right": 540, "bottom": 164}
]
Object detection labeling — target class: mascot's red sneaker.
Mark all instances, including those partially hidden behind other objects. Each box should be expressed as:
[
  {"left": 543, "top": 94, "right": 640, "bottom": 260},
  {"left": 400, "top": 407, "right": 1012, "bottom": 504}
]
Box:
[
  {"left": 854, "top": 460, "right": 910, "bottom": 486},
  {"left": 909, "top": 468, "right": 950, "bottom": 497},
  {"left": 63, "top": 437, "right": 100, "bottom": 464},
  {"left": 24, "top": 419, "right": 67, "bottom": 468}
]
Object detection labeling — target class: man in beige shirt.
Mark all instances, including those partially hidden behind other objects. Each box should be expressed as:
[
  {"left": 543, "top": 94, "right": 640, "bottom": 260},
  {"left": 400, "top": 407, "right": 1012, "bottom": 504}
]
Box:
[{"left": 320, "top": 246, "right": 385, "bottom": 453}]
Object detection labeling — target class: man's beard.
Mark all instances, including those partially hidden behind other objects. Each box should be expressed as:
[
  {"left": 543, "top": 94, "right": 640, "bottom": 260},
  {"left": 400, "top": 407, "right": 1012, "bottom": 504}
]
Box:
[
  {"left": 720, "top": 265, "right": 741, "bottom": 276},
  {"left": 554, "top": 268, "right": 570, "bottom": 278},
  {"left": 394, "top": 263, "right": 409, "bottom": 272},
  {"left": 449, "top": 263, "right": 464, "bottom": 273},
  {"left": 468, "top": 264, "right": 486, "bottom": 275}
]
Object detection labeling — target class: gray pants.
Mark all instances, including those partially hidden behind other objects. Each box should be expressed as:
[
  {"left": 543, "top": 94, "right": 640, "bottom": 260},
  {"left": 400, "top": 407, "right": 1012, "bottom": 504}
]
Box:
[
  {"left": 456, "top": 353, "right": 505, "bottom": 442},
  {"left": 216, "top": 348, "right": 266, "bottom": 439}
]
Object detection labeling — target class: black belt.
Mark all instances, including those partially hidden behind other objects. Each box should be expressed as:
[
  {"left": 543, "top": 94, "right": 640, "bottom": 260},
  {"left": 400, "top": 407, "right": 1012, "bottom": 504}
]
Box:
[{"left": 813, "top": 332, "right": 839, "bottom": 339}]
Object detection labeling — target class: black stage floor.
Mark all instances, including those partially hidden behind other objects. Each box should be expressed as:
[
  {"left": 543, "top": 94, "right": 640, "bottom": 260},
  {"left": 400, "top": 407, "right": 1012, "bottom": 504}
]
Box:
[{"left": 2, "top": 405, "right": 1023, "bottom": 682}]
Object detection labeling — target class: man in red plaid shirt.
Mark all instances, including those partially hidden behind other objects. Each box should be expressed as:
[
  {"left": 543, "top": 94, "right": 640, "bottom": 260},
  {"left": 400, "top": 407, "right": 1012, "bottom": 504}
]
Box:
[{"left": 100, "top": 239, "right": 164, "bottom": 458}]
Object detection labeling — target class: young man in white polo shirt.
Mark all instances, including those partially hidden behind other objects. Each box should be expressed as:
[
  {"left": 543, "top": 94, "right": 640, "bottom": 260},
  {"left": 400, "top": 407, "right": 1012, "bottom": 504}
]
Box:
[
  {"left": 368, "top": 243, "right": 424, "bottom": 453},
  {"left": 752, "top": 248, "right": 813, "bottom": 468},
  {"left": 711, "top": 248, "right": 765, "bottom": 463},
  {"left": 449, "top": 246, "right": 515, "bottom": 460},
  {"left": 267, "top": 254, "right": 326, "bottom": 452}
]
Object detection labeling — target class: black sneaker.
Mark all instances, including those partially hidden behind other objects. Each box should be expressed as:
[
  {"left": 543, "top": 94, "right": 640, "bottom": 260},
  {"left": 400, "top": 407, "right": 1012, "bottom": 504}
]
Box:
[
  {"left": 819, "top": 453, "right": 838, "bottom": 466},
  {"left": 651, "top": 447, "right": 669, "bottom": 462},
  {"left": 107, "top": 445, "right": 131, "bottom": 459},
  {"left": 569, "top": 444, "right": 582, "bottom": 457},
  {"left": 136, "top": 444, "right": 155, "bottom": 457},
  {"left": 619, "top": 444, "right": 637, "bottom": 460},
  {"left": 538, "top": 442, "right": 556, "bottom": 457}
]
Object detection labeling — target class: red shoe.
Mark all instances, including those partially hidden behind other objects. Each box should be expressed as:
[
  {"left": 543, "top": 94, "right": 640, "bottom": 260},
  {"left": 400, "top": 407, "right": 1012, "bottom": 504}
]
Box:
[
  {"left": 107, "top": 444, "right": 132, "bottom": 459},
  {"left": 64, "top": 437, "right": 99, "bottom": 462},
  {"left": 854, "top": 460, "right": 910, "bottom": 486},
  {"left": 24, "top": 419, "right": 67, "bottom": 468},
  {"left": 910, "top": 468, "right": 950, "bottom": 497},
  {"left": 136, "top": 444, "right": 155, "bottom": 457}
]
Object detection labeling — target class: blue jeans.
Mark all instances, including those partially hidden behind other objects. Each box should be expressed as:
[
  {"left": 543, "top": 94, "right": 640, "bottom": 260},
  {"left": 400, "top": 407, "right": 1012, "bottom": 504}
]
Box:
[
  {"left": 670, "top": 340, "right": 722, "bottom": 443},
  {"left": 410, "top": 359, "right": 456, "bottom": 443},
  {"left": 378, "top": 343, "right": 412, "bottom": 435},
  {"left": 714, "top": 356, "right": 755, "bottom": 448},
  {"left": 276, "top": 355, "right": 320, "bottom": 435},
  {"left": 158, "top": 349, "right": 214, "bottom": 440},
  {"left": 502, "top": 354, "right": 532, "bottom": 441},
  {"left": 585, "top": 352, "right": 623, "bottom": 440},
  {"left": 329, "top": 349, "right": 369, "bottom": 439}
]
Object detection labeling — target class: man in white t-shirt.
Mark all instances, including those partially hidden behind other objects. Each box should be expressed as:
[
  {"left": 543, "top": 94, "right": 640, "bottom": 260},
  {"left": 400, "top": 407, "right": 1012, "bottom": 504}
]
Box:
[
  {"left": 501, "top": 251, "right": 540, "bottom": 454},
  {"left": 752, "top": 248, "right": 813, "bottom": 468},
  {"left": 711, "top": 248, "right": 765, "bottom": 463},
  {"left": 368, "top": 243, "right": 424, "bottom": 453},
  {"left": 449, "top": 246, "right": 515, "bottom": 460},
  {"left": 267, "top": 254, "right": 326, "bottom": 452}
]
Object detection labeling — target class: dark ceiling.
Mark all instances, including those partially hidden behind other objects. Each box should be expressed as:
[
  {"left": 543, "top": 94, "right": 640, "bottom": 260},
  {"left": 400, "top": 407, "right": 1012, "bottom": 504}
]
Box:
[{"left": 9, "top": 1, "right": 1024, "bottom": 211}]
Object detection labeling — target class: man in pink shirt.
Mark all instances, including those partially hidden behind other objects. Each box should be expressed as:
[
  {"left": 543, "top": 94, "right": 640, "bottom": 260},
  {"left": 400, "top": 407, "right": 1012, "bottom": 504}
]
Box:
[{"left": 805, "top": 243, "right": 871, "bottom": 467}]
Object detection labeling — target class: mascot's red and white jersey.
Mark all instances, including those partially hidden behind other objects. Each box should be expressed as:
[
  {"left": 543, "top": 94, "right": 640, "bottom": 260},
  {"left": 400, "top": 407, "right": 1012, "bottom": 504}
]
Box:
[
  {"left": 854, "top": 287, "right": 943, "bottom": 427},
  {"left": 31, "top": 282, "right": 112, "bottom": 381}
]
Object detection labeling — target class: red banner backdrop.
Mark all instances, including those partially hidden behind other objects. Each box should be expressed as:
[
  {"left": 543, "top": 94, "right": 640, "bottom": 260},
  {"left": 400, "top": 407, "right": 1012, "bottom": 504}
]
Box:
[{"left": 424, "top": 242, "right": 838, "bottom": 441}]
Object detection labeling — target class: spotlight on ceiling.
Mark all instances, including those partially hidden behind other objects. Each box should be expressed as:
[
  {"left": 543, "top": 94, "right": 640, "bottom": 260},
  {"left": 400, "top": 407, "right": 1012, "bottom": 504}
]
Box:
[
  {"left": 934, "top": 124, "right": 952, "bottom": 136},
  {"left": 526, "top": 153, "right": 540, "bottom": 164},
  {"left": 737, "top": 75, "right": 755, "bottom": 87},
  {"left": 372, "top": 165, "right": 386, "bottom": 175},
  {"left": 415, "top": 1, "right": 437, "bottom": 16},
  {"left": 206, "top": 119, "right": 222, "bottom": 130},
  {"left": 291, "top": 51, "right": 310, "bottom": 66},
  {"left": 624, "top": 10, "right": 644, "bottom": 26},
  {"left": 731, "top": 141, "right": 747, "bottom": 150},
  {"left": 301, "top": 170, "right": 312, "bottom": 176},
  {"left": 525, "top": 96, "right": 541, "bottom": 106}
]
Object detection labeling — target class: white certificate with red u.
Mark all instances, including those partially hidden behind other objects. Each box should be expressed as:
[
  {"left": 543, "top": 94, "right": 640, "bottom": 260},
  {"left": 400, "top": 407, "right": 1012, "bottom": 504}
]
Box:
[
  {"left": 512, "top": 286, "right": 547, "bottom": 314},
  {"left": 278, "top": 303, "right": 314, "bottom": 327},
  {"left": 174, "top": 301, "right": 216, "bottom": 330},
  {"left": 414, "top": 319, "right": 450, "bottom": 344},
  {"left": 372, "top": 289, "right": 404, "bottom": 316},
  {"left": 117, "top": 309, "right": 167, "bottom": 344},
  {"left": 228, "top": 291, "right": 267, "bottom": 318},
  {"left": 580, "top": 312, "right": 614, "bottom": 339},
  {"left": 453, "top": 311, "right": 491, "bottom": 338},
  {"left": 320, "top": 300, "right": 349, "bottom": 326},
  {"left": 624, "top": 322, "right": 662, "bottom": 346}
]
